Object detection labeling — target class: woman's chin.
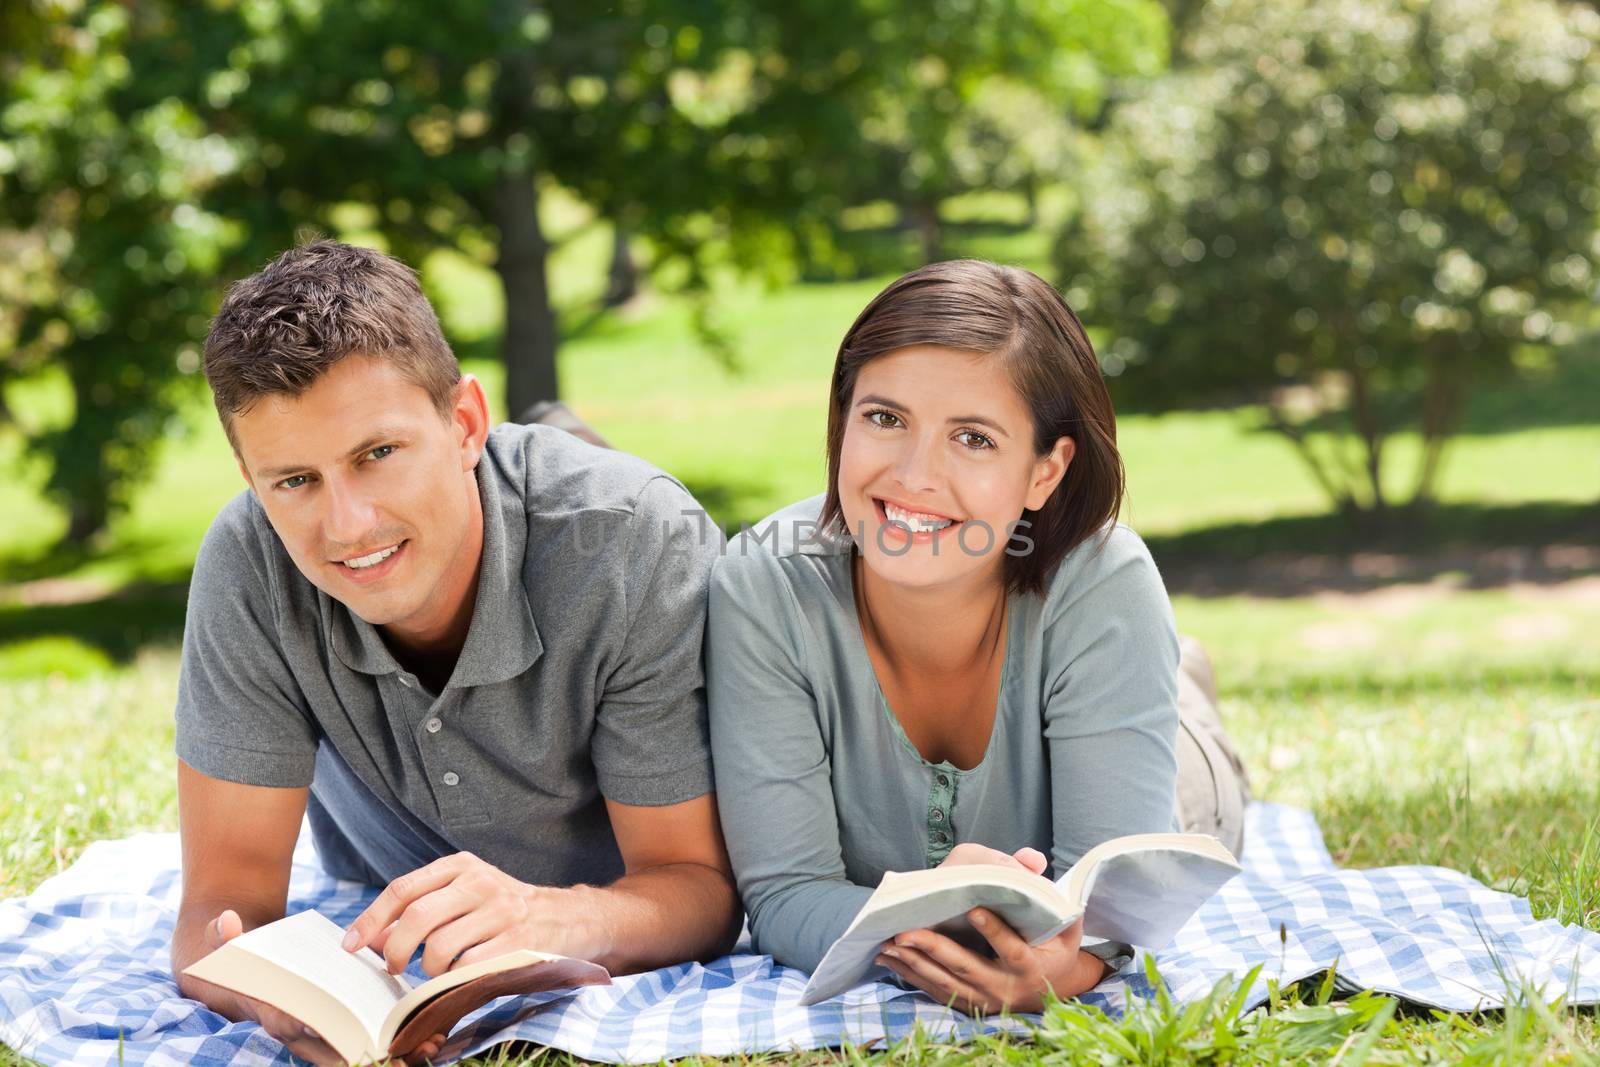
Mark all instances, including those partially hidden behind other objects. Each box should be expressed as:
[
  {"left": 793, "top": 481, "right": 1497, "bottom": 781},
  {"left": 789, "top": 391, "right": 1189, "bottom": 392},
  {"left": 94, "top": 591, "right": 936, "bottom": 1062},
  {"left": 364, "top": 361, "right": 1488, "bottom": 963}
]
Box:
[{"left": 858, "top": 543, "right": 989, "bottom": 591}]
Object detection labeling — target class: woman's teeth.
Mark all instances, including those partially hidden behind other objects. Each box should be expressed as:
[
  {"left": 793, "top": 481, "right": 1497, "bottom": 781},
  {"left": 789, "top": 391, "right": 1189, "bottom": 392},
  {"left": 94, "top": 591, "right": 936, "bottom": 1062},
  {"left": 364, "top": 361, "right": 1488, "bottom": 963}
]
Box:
[
  {"left": 344, "top": 545, "right": 399, "bottom": 569},
  {"left": 883, "top": 502, "right": 955, "bottom": 531}
]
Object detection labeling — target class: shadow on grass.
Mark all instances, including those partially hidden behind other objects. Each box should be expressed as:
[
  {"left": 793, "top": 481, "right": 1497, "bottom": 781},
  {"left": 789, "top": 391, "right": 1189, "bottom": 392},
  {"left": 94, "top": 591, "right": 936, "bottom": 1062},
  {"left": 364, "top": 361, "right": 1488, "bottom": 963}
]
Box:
[
  {"left": 1148, "top": 501, "right": 1600, "bottom": 597},
  {"left": 0, "top": 574, "right": 190, "bottom": 667}
]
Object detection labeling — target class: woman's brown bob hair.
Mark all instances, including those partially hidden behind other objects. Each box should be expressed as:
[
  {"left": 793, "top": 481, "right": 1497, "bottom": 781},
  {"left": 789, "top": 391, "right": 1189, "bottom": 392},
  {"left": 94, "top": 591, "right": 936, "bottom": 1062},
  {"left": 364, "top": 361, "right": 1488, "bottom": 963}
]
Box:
[{"left": 816, "top": 259, "right": 1125, "bottom": 597}]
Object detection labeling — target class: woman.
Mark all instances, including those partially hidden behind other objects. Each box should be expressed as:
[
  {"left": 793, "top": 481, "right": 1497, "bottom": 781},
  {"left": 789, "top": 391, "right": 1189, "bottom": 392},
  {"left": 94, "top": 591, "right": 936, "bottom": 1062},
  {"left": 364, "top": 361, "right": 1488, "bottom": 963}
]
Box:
[{"left": 706, "top": 260, "right": 1249, "bottom": 1014}]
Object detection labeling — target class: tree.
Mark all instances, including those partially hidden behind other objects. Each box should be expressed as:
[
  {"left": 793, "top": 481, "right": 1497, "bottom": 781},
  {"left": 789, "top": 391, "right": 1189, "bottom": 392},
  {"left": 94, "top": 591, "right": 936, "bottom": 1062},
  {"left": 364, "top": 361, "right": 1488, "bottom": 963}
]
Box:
[
  {"left": 0, "top": 3, "right": 233, "bottom": 540},
  {"left": 749, "top": 0, "right": 1169, "bottom": 264},
  {"left": 1057, "top": 0, "right": 1600, "bottom": 513},
  {"left": 4, "top": 0, "right": 1171, "bottom": 542}
]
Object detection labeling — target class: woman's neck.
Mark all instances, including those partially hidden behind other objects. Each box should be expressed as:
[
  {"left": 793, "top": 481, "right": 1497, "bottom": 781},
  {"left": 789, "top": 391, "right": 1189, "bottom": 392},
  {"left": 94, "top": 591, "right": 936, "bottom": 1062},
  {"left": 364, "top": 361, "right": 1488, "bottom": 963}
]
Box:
[{"left": 853, "top": 554, "right": 1008, "bottom": 680}]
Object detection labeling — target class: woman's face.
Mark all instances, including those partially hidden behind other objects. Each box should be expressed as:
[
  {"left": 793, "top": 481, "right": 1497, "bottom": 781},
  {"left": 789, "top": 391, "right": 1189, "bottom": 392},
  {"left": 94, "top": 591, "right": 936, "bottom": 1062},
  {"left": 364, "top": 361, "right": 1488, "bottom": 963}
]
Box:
[{"left": 838, "top": 344, "right": 1073, "bottom": 593}]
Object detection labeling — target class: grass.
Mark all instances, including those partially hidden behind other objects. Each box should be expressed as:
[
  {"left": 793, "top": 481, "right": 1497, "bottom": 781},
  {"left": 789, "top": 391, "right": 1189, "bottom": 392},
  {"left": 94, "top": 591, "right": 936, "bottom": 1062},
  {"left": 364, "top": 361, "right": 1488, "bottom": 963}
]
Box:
[{"left": 3, "top": 199, "right": 1599, "bottom": 1062}]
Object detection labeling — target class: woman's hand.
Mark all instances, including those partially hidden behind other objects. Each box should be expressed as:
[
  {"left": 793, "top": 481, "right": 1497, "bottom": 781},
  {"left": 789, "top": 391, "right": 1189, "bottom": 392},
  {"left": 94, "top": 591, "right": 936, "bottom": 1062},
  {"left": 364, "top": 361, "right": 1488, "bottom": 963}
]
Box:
[
  {"left": 874, "top": 844, "right": 1106, "bottom": 1014},
  {"left": 875, "top": 912, "right": 1106, "bottom": 1015}
]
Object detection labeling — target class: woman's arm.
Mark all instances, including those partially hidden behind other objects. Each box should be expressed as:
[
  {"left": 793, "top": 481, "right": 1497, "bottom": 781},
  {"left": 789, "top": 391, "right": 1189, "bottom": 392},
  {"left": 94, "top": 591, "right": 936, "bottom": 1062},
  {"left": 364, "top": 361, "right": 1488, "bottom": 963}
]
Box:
[
  {"left": 1042, "top": 525, "right": 1183, "bottom": 869},
  {"left": 706, "top": 555, "right": 873, "bottom": 974}
]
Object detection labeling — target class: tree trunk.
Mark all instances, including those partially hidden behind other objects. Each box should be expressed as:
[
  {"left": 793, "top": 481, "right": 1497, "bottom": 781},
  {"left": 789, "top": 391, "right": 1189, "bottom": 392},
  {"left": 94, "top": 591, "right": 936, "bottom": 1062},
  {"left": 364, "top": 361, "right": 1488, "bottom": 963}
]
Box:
[
  {"left": 603, "top": 224, "right": 638, "bottom": 308},
  {"left": 1345, "top": 361, "right": 1387, "bottom": 512},
  {"left": 905, "top": 201, "right": 942, "bottom": 263},
  {"left": 1264, "top": 400, "right": 1353, "bottom": 512},
  {"left": 1410, "top": 343, "right": 1465, "bottom": 506},
  {"left": 494, "top": 174, "right": 560, "bottom": 418}
]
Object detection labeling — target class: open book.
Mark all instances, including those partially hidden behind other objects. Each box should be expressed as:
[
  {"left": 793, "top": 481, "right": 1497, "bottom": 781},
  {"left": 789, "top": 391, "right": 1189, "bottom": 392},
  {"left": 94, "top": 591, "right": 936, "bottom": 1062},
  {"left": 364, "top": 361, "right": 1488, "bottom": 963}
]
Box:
[
  {"left": 183, "top": 910, "right": 611, "bottom": 1064},
  {"left": 801, "top": 832, "right": 1241, "bottom": 1005}
]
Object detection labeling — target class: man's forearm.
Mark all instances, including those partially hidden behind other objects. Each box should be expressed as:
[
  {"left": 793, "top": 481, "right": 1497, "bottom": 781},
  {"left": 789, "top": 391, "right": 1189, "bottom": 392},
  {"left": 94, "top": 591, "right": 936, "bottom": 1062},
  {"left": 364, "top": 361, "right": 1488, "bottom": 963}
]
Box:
[
  {"left": 573, "top": 861, "right": 742, "bottom": 975},
  {"left": 171, "top": 898, "right": 283, "bottom": 1013}
]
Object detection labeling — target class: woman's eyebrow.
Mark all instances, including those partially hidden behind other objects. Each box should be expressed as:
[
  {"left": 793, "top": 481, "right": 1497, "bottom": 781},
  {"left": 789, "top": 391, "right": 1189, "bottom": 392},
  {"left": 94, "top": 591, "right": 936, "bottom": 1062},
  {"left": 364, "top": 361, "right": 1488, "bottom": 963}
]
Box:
[
  {"left": 945, "top": 413, "right": 1010, "bottom": 438},
  {"left": 854, "top": 393, "right": 904, "bottom": 410}
]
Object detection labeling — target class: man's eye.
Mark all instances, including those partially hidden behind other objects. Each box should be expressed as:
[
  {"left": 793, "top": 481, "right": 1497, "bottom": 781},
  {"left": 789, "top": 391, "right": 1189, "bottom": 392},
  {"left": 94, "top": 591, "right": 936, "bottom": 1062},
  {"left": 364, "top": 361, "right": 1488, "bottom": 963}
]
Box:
[
  {"left": 368, "top": 445, "right": 395, "bottom": 461},
  {"left": 866, "top": 410, "right": 902, "bottom": 429},
  {"left": 956, "top": 430, "right": 995, "bottom": 451},
  {"left": 277, "top": 475, "right": 308, "bottom": 490}
]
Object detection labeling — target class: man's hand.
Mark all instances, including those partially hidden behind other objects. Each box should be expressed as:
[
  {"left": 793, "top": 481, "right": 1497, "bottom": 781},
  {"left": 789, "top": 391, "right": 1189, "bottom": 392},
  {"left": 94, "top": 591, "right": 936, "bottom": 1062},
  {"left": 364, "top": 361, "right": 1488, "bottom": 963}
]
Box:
[
  {"left": 197, "top": 909, "right": 445, "bottom": 1066},
  {"left": 342, "top": 795, "right": 740, "bottom": 980},
  {"left": 872, "top": 842, "right": 1108, "bottom": 1014},
  {"left": 341, "top": 853, "right": 602, "bottom": 977}
]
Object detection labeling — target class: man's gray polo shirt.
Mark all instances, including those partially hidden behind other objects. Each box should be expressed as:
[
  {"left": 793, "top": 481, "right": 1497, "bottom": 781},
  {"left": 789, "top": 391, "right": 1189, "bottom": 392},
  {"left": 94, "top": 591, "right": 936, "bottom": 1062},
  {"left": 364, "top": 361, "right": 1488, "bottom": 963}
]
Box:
[{"left": 175, "top": 424, "right": 721, "bottom": 888}]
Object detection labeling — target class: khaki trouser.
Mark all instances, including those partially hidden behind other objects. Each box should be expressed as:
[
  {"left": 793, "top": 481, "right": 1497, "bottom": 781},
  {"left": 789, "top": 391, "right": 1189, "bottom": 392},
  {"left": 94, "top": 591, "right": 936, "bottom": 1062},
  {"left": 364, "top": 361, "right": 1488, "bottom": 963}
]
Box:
[{"left": 1174, "top": 636, "right": 1251, "bottom": 858}]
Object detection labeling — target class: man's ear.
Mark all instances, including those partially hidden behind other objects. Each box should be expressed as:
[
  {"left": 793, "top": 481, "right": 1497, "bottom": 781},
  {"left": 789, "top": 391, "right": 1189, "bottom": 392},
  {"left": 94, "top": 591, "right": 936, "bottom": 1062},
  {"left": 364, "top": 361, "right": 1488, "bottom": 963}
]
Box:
[
  {"left": 1024, "top": 436, "right": 1075, "bottom": 512},
  {"left": 453, "top": 374, "right": 491, "bottom": 471}
]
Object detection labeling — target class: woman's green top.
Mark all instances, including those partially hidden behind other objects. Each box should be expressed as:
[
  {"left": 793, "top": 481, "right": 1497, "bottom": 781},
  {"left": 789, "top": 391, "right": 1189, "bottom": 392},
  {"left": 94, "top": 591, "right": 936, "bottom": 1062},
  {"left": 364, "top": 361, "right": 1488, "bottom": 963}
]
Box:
[{"left": 706, "top": 494, "right": 1182, "bottom": 973}]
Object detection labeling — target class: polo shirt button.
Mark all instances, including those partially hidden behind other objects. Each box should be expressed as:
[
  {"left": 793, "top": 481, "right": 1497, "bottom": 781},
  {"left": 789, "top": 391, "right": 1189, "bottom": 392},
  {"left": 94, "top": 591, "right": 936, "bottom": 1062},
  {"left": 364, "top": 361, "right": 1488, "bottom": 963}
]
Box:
[
  {"left": 932, "top": 831, "right": 948, "bottom": 844},
  {"left": 442, "top": 771, "right": 460, "bottom": 786},
  {"left": 425, "top": 717, "right": 442, "bottom": 734},
  {"left": 935, "top": 774, "right": 950, "bottom": 788},
  {"left": 931, "top": 809, "right": 945, "bottom": 823}
]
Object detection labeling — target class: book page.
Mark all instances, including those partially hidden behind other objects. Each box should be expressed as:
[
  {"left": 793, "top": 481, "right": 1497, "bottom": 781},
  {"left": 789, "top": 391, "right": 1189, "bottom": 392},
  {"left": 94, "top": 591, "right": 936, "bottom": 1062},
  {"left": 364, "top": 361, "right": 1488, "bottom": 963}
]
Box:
[
  {"left": 1055, "top": 834, "right": 1241, "bottom": 949},
  {"left": 1058, "top": 832, "right": 1238, "bottom": 910},
  {"left": 231, "top": 910, "right": 412, "bottom": 1045}
]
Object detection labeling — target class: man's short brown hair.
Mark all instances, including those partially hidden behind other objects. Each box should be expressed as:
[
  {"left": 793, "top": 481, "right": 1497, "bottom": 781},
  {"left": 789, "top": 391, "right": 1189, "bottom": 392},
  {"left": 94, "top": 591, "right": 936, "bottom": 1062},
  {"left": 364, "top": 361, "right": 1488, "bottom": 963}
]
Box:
[{"left": 203, "top": 240, "right": 461, "bottom": 445}]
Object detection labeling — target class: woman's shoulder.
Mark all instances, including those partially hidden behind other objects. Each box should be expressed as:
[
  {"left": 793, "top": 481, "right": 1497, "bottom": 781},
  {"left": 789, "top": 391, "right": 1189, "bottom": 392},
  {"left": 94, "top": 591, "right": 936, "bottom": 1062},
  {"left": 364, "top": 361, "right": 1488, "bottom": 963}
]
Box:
[
  {"left": 714, "top": 493, "right": 849, "bottom": 587},
  {"left": 1035, "top": 521, "right": 1169, "bottom": 623},
  {"left": 708, "top": 494, "right": 855, "bottom": 665}
]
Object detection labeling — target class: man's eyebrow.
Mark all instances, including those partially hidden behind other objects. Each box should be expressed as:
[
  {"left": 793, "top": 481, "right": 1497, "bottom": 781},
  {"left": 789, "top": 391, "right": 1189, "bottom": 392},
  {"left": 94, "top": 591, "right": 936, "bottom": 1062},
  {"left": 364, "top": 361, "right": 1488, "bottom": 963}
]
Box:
[
  {"left": 256, "top": 427, "right": 410, "bottom": 480},
  {"left": 853, "top": 394, "right": 1010, "bottom": 438},
  {"left": 344, "top": 427, "right": 409, "bottom": 458}
]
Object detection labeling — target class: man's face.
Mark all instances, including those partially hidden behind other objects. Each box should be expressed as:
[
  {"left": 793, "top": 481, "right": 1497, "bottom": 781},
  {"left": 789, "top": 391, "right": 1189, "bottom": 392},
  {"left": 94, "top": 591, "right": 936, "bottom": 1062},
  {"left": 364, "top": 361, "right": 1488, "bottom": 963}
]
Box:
[{"left": 231, "top": 355, "right": 487, "bottom": 639}]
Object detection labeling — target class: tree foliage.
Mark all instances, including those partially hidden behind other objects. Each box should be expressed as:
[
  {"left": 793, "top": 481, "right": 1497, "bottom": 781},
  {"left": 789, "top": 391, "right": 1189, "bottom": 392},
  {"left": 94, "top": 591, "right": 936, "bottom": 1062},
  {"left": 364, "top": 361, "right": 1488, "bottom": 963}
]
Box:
[
  {"left": 3, "top": 0, "right": 1167, "bottom": 543},
  {"left": 1058, "top": 0, "right": 1600, "bottom": 513},
  {"left": 0, "top": 3, "right": 233, "bottom": 539}
]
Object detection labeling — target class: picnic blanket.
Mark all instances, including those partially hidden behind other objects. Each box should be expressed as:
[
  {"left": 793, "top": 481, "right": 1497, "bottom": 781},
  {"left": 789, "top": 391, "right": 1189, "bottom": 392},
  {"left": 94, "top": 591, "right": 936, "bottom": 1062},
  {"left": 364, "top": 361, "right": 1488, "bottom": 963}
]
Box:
[{"left": 4, "top": 801, "right": 1599, "bottom": 1065}]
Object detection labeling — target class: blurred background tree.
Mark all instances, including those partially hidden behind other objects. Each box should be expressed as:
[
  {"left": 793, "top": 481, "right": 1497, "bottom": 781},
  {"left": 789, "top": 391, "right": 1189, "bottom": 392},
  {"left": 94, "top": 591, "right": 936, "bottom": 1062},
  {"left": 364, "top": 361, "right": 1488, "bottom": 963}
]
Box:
[
  {"left": 2, "top": 0, "right": 1165, "bottom": 543},
  {"left": 1057, "top": 0, "right": 1600, "bottom": 515},
  {"left": 0, "top": 3, "right": 233, "bottom": 541}
]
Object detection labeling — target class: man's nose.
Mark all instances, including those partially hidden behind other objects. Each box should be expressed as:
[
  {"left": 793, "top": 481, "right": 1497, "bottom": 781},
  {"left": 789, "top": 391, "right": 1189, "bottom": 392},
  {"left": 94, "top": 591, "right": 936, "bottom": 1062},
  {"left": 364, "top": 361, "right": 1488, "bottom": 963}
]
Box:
[{"left": 321, "top": 478, "right": 379, "bottom": 548}]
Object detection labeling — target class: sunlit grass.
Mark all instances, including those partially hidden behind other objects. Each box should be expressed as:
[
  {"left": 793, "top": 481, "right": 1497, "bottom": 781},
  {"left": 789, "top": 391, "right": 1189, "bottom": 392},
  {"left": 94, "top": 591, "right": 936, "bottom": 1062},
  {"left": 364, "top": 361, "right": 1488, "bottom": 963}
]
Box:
[{"left": 3, "top": 195, "right": 1599, "bottom": 1063}]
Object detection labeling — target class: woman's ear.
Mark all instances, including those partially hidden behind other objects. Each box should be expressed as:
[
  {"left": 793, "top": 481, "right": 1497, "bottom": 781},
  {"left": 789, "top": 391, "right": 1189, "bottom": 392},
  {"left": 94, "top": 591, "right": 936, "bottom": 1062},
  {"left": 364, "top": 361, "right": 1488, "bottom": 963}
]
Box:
[{"left": 1025, "top": 436, "right": 1075, "bottom": 511}]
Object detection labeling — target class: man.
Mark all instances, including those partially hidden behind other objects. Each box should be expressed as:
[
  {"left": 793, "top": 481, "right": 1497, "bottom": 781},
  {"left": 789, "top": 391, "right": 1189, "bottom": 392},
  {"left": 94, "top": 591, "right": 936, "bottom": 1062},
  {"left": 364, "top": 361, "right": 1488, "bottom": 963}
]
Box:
[{"left": 171, "top": 240, "right": 739, "bottom": 1064}]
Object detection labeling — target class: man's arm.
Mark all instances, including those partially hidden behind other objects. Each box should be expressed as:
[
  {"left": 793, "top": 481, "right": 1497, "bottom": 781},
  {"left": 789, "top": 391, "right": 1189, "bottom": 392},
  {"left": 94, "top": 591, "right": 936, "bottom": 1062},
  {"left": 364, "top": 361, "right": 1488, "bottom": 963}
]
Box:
[
  {"left": 171, "top": 759, "right": 306, "bottom": 1002},
  {"left": 172, "top": 761, "right": 448, "bottom": 1065},
  {"left": 340, "top": 792, "right": 741, "bottom": 977},
  {"left": 583, "top": 792, "right": 742, "bottom": 972}
]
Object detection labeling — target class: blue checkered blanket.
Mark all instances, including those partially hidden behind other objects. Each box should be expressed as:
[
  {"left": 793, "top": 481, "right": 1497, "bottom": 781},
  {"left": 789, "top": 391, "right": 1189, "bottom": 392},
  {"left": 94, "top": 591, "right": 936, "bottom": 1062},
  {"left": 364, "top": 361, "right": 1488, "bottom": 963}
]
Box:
[{"left": 4, "top": 802, "right": 1598, "bottom": 1065}]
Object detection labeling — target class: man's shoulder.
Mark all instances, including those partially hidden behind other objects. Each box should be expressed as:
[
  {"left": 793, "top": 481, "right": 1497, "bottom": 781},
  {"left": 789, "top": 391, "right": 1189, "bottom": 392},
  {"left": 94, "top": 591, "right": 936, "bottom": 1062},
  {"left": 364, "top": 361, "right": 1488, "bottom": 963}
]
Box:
[
  {"left": 484, "top": 422, "right": 699, "bottom": 521},
  {"left": 194, "top": 488, "right": 290, "bottom": 587}
]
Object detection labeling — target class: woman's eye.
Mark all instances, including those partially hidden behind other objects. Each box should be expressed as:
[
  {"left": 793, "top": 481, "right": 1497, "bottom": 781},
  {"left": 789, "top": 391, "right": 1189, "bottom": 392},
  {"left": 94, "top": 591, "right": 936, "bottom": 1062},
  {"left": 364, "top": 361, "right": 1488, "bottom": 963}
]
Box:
[
  {"left": 956, "top": 430, "right": 995, "bottom": 450},
  {"left": 367, "top": 445, "right": 395, "bottom": 461},
  {"left": 866, "top": 410, "right": 902, "bottom": 429}
]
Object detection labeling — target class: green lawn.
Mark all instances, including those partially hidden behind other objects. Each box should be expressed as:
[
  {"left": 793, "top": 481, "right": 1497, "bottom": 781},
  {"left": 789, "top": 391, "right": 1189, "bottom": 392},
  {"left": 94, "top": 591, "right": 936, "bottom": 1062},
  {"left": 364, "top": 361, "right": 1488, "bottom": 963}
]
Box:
[{"left": 3, "top": 223, "right": 1599, "bottom": 1062}]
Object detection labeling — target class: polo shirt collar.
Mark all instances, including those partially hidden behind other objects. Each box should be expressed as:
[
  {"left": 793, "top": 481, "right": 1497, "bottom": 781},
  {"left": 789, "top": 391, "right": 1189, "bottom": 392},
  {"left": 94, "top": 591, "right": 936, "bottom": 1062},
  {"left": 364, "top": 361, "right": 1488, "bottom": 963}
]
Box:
[{"left": 328, "top": 453, "right": 543, "bottom": 687}]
